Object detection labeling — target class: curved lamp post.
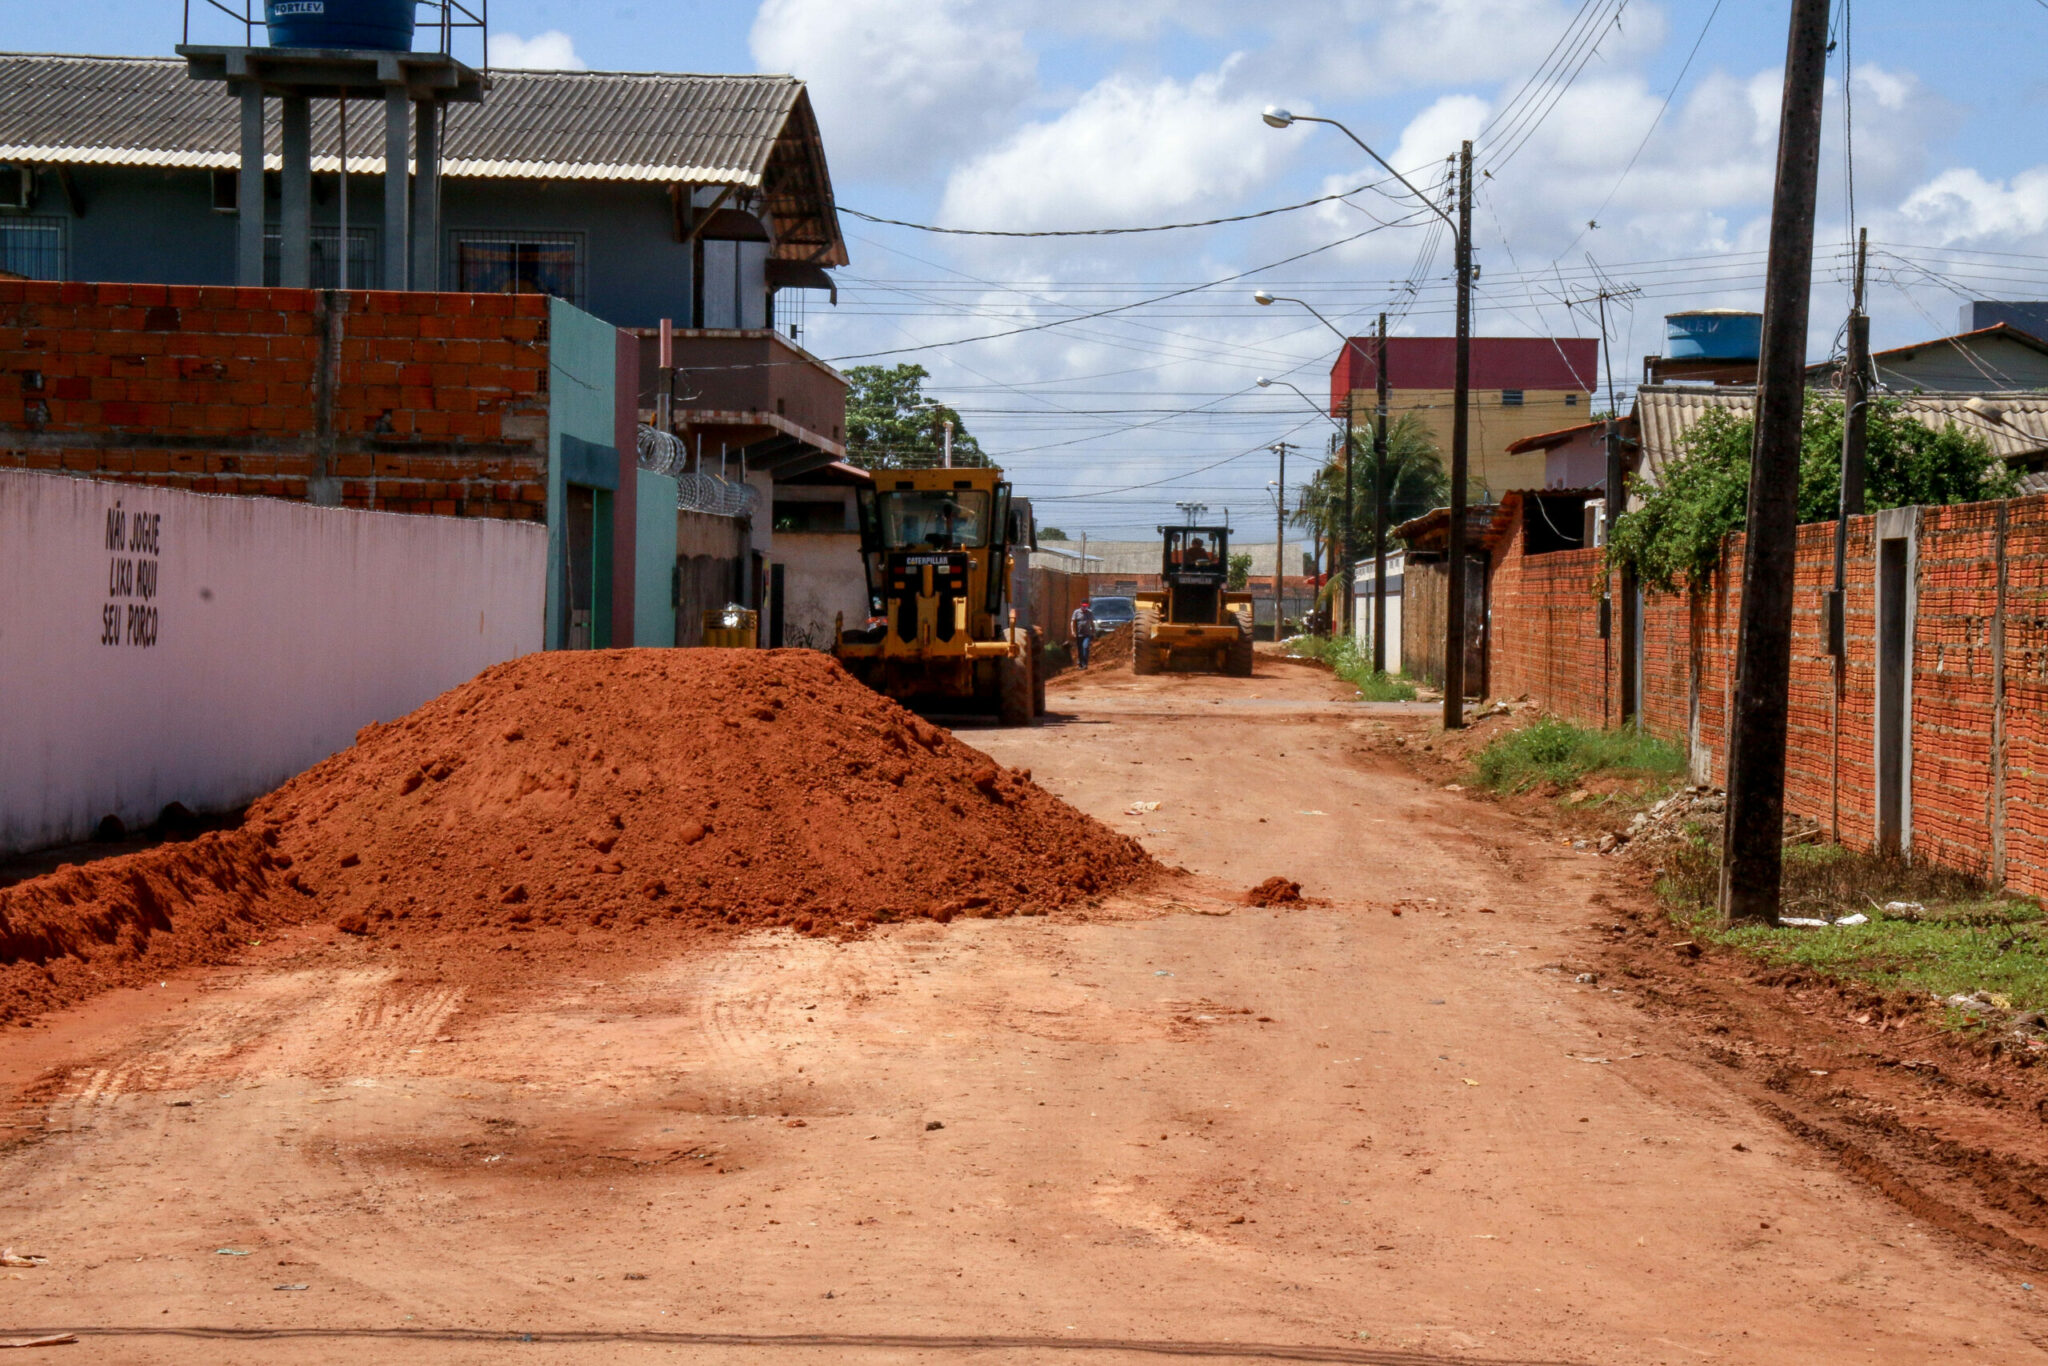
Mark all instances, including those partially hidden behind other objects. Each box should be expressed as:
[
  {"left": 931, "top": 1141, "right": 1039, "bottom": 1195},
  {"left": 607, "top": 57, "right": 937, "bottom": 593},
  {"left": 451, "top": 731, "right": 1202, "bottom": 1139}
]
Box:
[{"left": 1261, "top": 105, "right": 1473, "bottom": 727}]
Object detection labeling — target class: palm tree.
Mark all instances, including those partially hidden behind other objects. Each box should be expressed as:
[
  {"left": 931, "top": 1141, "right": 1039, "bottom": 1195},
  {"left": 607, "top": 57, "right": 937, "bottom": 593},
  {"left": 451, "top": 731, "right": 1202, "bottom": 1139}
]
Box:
[{"left": 1291, "top": 413, "right": 1450, "bottom": 567}]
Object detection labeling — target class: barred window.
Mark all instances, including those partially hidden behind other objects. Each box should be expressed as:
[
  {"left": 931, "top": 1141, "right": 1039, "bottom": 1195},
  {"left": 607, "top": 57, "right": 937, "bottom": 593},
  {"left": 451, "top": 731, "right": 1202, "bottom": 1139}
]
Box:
[
  {"left": 1500, "top": 389, "right": 1525, "bottom": 407},
  {"left": 264, "top": 227, "right": 377, "bottom": 288},
  {"left": 0, "top": 217, "right": 65, "bottom": 280},
  {"left": 449, "top": 230, "right": 584, "bottom": 307}
]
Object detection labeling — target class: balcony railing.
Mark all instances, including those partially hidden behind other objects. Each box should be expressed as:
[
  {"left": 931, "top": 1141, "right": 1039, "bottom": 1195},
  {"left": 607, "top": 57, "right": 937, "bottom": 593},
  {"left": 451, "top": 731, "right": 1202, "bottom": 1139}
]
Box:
[{"left": 636, "top": 329, "right": 848, "bottom": 477}]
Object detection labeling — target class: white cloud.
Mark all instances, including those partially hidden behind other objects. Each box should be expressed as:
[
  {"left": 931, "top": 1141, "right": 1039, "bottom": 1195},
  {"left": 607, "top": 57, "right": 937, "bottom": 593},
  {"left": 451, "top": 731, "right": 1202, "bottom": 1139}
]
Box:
[
  {"left": 937, "top": 60, "right": 1286, "bottom": 232},
  {"left": 488, "top": 30, "right": 586, "bottom": 71},
  {"left": 1896, "top": 168, "right": 2048, "bottom": 245},
  {"left": 750, "top": 0, "right": 1036, "bottom": 182}
]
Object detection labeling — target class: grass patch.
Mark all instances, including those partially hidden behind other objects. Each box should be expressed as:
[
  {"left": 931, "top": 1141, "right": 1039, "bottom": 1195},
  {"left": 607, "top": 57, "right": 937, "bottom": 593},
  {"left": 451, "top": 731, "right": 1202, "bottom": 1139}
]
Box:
[
  {"left": 1653, "top": 830, "right": 2048, "bottom": 1011},
  {"left": 1471, "top": 717, "right": 1684, "bottom": 795},
  {"left": 1284, "top": 635, "right": 1417, "bottom": 701}
]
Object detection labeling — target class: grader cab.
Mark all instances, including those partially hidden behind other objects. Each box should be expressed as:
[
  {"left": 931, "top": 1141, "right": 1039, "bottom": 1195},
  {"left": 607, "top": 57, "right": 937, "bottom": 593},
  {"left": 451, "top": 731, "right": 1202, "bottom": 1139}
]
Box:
[
  {"left": 1133, "top": 525, "right": 1255, "bottom": 676},
  {"left": 832, "top": 466, "right": 1045, "bottom": 724}
]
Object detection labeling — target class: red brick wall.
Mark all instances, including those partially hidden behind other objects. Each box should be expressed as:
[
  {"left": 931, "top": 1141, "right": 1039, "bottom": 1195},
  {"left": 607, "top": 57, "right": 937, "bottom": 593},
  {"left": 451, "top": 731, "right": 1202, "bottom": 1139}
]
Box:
[
  {"left": 1484, "top": 491, "right": 2048, "bottom": 897},
  {"left": 1485, "top": 501, "right": 1614, "bottom": 727},
  {"left": 0, "top": 281, "right": 548, "bottom": 519}
]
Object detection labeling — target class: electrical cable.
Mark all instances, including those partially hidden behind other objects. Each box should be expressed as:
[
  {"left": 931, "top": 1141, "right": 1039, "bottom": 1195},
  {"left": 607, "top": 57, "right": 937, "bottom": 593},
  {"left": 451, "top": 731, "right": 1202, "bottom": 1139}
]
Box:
[
  {"left": 824, "top": 215, "right": 1427, "bottom": 364},
  {"left": 838, "top": 175, "right": 1407, "bottom": 237}
]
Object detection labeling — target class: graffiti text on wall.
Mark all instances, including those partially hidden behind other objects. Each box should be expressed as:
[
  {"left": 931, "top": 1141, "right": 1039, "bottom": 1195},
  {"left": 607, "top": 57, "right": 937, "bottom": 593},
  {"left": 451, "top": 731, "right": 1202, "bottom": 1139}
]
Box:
[{"left": 101, "top": 500, "right": 160, "bottom": 648}]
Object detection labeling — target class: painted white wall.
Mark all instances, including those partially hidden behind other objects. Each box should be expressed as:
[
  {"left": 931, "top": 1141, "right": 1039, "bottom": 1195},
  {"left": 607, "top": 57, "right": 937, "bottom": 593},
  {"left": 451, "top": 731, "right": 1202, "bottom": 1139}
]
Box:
[
  {"left": 776, "top": 532, "right": 867, "bottom": 650},
  {"left": 0, "top": 471, "right": 546, "bottom": 855},
  {"left": 1351, "top": 555, "right": 1404, "bottom": 676}
]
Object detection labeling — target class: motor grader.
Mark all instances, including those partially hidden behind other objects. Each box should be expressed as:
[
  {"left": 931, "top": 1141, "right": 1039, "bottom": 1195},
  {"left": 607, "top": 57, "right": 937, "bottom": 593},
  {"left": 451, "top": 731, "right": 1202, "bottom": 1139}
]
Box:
[
  {"left": 1133, "top": 525, "right": 1255, "bottom": 677},
  {"left": 832, "top": 465, "right": 1045, "bottom": 724}
]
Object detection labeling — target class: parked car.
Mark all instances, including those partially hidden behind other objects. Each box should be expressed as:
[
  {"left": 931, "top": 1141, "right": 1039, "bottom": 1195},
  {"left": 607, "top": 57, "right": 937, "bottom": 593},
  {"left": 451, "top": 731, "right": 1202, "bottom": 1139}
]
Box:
[{"left": 1088, "top": 596, "right": 1137, "bottom": 637}]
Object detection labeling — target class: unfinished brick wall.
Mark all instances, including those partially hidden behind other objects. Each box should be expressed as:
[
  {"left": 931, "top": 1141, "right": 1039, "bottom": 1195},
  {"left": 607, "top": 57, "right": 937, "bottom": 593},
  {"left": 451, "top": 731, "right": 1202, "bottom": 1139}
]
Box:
[
  {"left": 0, "top": 281, "right": 548, "bottom": 519},
  {"left": 1484, "top": 491, "right": 2048, "bottom": 898},
  {"left": 1483, "top": 509, "right": 1613, "bottom": 727}
]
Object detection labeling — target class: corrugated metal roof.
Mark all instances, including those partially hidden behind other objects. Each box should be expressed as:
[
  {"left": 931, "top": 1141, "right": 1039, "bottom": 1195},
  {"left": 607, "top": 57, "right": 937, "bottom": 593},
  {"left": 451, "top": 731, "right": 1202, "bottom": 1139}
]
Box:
[
  {"left": 1632, "top": 384, "right": 2048, "bottom": 489},
  {"left": 0, "top": 53, "right": 847, "bottom": 263}
]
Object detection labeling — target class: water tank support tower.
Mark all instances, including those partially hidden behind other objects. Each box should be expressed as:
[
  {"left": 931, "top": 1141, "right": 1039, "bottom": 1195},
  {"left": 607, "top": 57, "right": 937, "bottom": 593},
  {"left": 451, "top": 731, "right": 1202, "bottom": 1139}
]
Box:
[{"left": 178, "top": 2, "right": 488, "bottom": 291}]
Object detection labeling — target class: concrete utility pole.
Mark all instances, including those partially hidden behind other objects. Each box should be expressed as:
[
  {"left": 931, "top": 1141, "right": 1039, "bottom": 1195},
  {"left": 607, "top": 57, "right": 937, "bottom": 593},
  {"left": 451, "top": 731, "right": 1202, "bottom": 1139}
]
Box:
[
  {"left": 1271, "top": 441, "right": 1291, "bottom": 640},
  {"left": 1828, "top": 227, "right": 1871, "bottom": 658},
  {"left": 1340, "top": 395, "right": 1354, "bottom": 638},
  {"left": 1720, "top": 0, "right": 1833, "bottom": 925},
  {"left": 1373, "top": 312, "right": 1391, "bottom": 674},
  {"left": 1563, "top": 275, "right": 1644, "bottom": 722},
  {"left": 1444, "top": 140, "right": 1474, "bottom": 728}
]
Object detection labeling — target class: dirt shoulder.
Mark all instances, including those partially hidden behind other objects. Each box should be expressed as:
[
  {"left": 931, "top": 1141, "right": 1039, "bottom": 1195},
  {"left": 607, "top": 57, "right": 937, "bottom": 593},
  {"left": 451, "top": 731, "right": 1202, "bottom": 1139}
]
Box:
[{"left": 1353, "top": 702, "right": 2048, "bottom": 1275}]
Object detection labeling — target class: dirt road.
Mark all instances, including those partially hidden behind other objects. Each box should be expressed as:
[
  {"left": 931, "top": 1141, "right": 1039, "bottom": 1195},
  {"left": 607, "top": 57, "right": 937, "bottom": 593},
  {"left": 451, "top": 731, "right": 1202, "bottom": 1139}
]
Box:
[{"left": 2, "top": 658, "right": 2042, "bottom": 1363}]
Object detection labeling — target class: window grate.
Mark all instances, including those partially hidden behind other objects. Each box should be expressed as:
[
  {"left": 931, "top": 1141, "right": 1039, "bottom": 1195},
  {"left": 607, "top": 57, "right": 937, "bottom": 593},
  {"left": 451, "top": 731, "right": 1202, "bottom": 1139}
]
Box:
[
  {"left": 1500, "top": 389, "right": 1525, "bottom": 407},
  {"left": 264, "top": 226, "right": 377, "bottom": 288},
  {"left": 0, "top": 217, "right": 66, "bottom": 280},
  {"left": 449, "top": 229, "right": 584, "bottom": 308}
]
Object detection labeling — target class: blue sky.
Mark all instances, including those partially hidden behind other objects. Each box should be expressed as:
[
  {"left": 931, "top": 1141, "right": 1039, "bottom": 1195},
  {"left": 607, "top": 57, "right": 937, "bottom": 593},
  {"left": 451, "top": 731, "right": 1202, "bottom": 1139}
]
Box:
[{"left": 10, "top": 2, "right": 2048, "bottom": 534}]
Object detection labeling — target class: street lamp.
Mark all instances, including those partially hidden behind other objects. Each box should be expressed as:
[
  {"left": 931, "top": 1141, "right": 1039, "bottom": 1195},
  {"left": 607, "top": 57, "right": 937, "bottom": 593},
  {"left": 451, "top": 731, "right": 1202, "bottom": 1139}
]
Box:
[
  {"left": 1253, "top": 299, "right": 1375, "bottom": 655},
  {"left": 1264, "top": 105, "right": 1473, "bottom": 728}
]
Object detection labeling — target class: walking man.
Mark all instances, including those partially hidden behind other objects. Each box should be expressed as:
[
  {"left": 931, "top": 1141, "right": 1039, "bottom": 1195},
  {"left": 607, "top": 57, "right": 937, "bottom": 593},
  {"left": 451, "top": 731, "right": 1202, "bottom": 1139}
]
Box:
[{"left": 1070, "top": 599, "right": 1096, "bottom": 670}]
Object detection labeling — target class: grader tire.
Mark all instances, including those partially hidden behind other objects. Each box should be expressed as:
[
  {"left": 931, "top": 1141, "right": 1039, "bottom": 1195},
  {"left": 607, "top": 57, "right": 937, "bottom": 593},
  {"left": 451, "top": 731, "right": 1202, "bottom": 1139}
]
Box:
[
  {"left": 998, "top": 630, "right": 1035, "bottom": 726},
  {"left": 1226, "top": 615, "right": 1255, "bottom": 677},
  {"left": 1133, "top": 610, "right": 1162, "bottom": 676},
  {"left": 1029, "top": 626, "right": 1048, "bottom": 716}
]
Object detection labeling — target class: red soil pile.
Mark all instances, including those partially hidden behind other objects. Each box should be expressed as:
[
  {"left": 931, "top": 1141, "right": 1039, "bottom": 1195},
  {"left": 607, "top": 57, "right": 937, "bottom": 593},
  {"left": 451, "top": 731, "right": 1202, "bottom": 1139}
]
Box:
[
  {"left": 0, "top": 830, "right": 297, "bottom": 1023},
  {"left": 246, "top": 649, "right": 1154, "bottom": 946},
  {"left": 0, "top": 650, "right": 1157, "bottom": 1020},
  {"left": 1090, "top": 622, "right": 1135, "bottom": 669},
  {"left": 1243, "top": 876, "right": 1306, "bottom": 907}
]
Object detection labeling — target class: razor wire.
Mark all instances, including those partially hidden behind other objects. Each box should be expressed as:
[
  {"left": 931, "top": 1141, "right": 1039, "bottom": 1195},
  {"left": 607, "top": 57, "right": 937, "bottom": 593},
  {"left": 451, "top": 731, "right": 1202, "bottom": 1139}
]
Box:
[{"left": 637, "top": 425, "right": 761, "bottom": 520}]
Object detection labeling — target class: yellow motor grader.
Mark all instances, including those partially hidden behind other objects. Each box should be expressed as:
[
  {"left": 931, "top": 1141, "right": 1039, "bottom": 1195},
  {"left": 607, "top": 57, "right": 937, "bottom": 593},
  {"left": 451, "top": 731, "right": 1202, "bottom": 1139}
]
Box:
[
  {"left": 1133, "top": 525, "right": 1255, "bottom": 676},
  {"left": 832, "top": 465, "right": 1045, "bottom": 724}
]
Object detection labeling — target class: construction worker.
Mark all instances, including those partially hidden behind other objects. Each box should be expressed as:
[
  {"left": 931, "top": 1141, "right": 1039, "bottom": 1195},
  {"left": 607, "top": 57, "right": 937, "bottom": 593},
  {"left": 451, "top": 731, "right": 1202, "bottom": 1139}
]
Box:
[{"left": 1070, "top": 599, "right": 1096, "bottom": 669}]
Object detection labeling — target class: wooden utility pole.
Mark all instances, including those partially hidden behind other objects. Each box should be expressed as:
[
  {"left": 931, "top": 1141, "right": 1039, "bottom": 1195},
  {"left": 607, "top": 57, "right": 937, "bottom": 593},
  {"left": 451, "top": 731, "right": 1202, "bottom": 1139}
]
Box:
[
  {"left": 1372, "top": 312, "right": 1391, "bottom": 674},
  {"left": 1720, "top": 0, "right": 1833, "bottom": 925},
  {"left": 1444, "top": 140, "right": 1473, "bottom": 727},
  {"left": 1828, "top": 228, "right": 1870, "bottom": 659}
]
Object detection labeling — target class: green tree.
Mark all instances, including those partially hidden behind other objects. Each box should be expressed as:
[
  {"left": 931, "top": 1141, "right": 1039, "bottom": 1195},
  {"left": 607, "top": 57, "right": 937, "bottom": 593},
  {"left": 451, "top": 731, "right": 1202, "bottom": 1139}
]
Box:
[
  {"left": 843, "top": 363, "right": 990, "bottom": 470},
  {"left": 1227, "top": 551, "right": 1253, "bottom": 590},
  {"left": 1039, "top": 526, "right": 1069, "bottom": 541},
  {"left": 1290, "top": 414, "right": 1452, "bottom": 557},
  {"left": 1610, "top": 396, "right": 2020, "bottom": 594}
]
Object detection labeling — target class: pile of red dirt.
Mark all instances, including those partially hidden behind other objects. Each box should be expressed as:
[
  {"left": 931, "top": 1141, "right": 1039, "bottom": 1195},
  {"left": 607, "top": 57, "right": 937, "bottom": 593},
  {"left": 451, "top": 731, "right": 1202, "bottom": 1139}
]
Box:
[
  {"left": 1090, "top": 622, "right": 1135, "bottom": 669},
  {"left": 243, "top": 649, "right": 1154, "bottom": 948},
  {"left": 0, "top": 829, "right": 297, "bottom": 1023},
  {"left": 1242, "top": 876, "right": 1305, "bottom": 907}
]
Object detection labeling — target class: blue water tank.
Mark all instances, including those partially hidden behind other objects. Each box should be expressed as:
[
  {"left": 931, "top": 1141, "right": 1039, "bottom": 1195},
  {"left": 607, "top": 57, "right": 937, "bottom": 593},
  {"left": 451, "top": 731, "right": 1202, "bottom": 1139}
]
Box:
[
  {"left": 1665, "top": 310, "right": 1762, "bottom": 362},
  {"left": 266, "top": 0, "right": 417, "bottom": 50}
]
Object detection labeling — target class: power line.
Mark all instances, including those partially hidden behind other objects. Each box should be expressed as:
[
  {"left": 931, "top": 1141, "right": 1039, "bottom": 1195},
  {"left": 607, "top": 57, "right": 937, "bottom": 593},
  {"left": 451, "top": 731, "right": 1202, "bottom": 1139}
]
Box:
[
  {"left": 824, "top": 215, "right": 1428, "bottom": 364},
  {"left": 838, "top": 175, "right": 1407, "bottom": 237}
]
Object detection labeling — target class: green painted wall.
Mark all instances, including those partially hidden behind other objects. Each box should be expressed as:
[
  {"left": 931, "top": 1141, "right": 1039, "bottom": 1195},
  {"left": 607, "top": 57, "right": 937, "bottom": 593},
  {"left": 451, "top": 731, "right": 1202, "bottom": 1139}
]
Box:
[
  {"left": 634, "top": 468, "right": 679, "bottom": 646},
  {"left": 546, "top": 298, "right": 621, "bottom": 650}
]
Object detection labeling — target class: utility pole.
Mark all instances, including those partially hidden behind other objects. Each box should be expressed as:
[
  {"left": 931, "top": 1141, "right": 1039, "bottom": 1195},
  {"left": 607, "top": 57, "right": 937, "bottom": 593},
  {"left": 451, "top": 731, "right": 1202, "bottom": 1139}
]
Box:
[
  {"left": 1339, "top": 395, "right": 1354, "bottom": 639},
  {"left": 1828, "top": 227, "right": 1870, "bottom": 658},
  {"left": 1372, "top": 312, "right": 1391, "bottom": 674},
  {"left": 1271, "top": 441, "right": 1291, "bottom": 640},
  {"left": 1562, "top": 274, "right": 1645, "bottom": 723},
  {"left": 1720, "top": 0, "right": 1833, "bottom": 925},
  {"left": 1444, "top": 140, "right": 1473, "bottom": 728}
]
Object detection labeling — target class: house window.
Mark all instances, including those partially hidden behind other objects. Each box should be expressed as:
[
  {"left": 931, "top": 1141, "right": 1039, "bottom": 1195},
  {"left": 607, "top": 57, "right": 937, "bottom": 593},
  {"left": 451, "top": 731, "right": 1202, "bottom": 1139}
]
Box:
[
  {"left": 1565, "top": 393, "right": 1579, "bottom": 406},
  {"left": 1500, "top": 389, "right": 1525, "bottom": 407},
  {"left": 264, "top": 227, "right": 377, "bottom": 288},
  {"left": 451, "top": 230, "right": 584, "bottom": 307},
  {"left": 0, "top": 217, "right": 65, "bottom": 279}
]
